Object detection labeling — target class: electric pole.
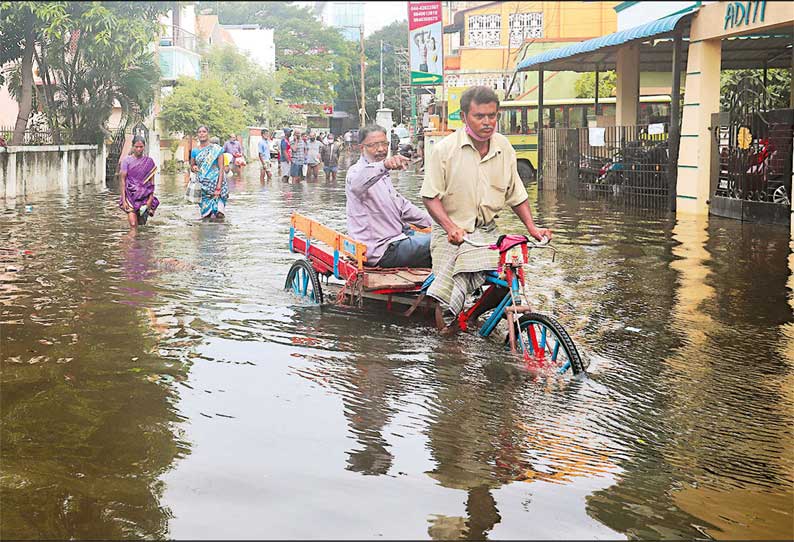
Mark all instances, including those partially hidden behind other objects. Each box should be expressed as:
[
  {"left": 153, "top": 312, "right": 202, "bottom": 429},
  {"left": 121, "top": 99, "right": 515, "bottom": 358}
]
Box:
[{"left": 378, "top": 40, "right": 384, "bottom": 110}]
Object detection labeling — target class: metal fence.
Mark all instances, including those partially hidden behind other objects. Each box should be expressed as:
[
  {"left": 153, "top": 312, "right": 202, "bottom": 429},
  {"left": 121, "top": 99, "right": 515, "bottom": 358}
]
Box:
[
  {"left": 576, "top": 124, "right": 670, "bottom": 210},
  {"left": 0, "top": 125, "right": 55, "bottom": 145},
  {"left": 541, "top": 128, "right": 579, "bottom": 192},
  {"left": 542, "top": 124, "right": 672, "bottom": 210},
  {"left": 159, "top": 25, "right": 198, "bottom": 53}
]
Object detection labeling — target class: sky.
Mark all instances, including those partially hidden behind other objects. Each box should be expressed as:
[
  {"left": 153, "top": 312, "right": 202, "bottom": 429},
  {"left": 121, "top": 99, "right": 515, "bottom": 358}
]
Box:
[
  {"left": 295, "top": 1, "right": 409, "bottom": 37},
  {"left": 364, "top": 1, "right": 408, "bottom": 36}
]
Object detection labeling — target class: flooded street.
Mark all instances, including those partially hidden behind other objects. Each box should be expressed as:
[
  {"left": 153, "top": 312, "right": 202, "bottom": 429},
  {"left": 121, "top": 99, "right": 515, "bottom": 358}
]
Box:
[{"left": 2, "top": 162, "right": 792, "bottom": 540}]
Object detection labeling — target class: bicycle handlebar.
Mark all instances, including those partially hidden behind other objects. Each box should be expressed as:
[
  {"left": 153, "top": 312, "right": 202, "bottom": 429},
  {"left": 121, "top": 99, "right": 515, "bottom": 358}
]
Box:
[{"left": 462, "top": 235, "right": 550, "bottom": 248}]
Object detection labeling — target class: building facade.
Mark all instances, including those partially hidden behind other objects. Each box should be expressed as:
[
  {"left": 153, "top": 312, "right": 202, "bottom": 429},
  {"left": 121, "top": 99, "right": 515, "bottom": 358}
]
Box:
[
  {"left": 443, "top": 1, "right": 619, "bottom": 98},
  {"left": 159, "top": 4, "right": 202, "bottom": 83},
  {"left": 314, "top": 1, "right": 366, "bottom": 41}
]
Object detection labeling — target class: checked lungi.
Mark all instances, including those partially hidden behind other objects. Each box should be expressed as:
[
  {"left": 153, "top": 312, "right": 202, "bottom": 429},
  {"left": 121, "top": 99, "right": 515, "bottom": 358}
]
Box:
[{"left": 426, "top": 223, "right": 500, "bottom": 315}]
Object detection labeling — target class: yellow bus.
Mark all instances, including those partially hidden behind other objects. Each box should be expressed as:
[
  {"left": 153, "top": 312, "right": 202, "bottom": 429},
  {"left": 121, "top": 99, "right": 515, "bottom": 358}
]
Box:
[{"left": 499, "top": 95, "right": 671, "bottom": 181}]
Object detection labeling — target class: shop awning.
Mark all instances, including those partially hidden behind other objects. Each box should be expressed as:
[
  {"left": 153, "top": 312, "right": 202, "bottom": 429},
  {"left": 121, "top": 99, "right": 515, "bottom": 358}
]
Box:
[{"left": 516, "top": 10, "right": 695, "bottom": 73}]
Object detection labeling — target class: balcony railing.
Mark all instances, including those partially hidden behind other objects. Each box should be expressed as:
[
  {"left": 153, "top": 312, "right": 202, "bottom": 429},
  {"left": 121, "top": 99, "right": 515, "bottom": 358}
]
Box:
[{"left": 159, "top": 25, "right": 198, "bottom": 53}]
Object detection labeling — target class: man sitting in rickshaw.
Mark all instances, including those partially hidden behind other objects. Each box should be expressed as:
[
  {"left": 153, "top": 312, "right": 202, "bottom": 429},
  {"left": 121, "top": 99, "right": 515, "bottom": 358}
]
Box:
[{"left": 346, "top": 125, "right": 432, "bottom": 268}]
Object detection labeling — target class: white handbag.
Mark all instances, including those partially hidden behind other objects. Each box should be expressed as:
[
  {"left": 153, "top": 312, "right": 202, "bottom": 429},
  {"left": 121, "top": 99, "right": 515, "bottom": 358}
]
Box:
[{"left": 185, "top": 172, "right": 202, "bottom": 204}]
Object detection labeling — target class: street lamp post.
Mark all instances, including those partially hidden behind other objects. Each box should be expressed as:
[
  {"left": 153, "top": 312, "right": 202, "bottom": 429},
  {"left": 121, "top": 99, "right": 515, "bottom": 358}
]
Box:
[
  {"left": 359, "top": 25, "right": 366, "bottom": 127},
  {"left": 342, "top": 24, "right": 368, "bottom": 127}
]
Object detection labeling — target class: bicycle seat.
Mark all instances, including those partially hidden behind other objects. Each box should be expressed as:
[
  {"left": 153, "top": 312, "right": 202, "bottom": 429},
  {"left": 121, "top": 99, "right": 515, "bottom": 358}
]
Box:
[{"left": 491, "top": 234, "right": 529, "bottom": 253}]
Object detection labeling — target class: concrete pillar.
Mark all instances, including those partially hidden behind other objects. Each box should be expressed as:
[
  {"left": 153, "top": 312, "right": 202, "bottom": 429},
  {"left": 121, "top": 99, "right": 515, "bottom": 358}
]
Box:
[
  {"left": 6, "top": 151, "right": 18, "bottom": 199},
  {"left": 676, "top": 38, "right": 722, "bottom": 215},
  {"left": 97, "top": 144, "right": 108, "bottom": 187},
  {"left": 60, "top": 148, "right": 69, "bottom": 192},
  {"left": 616, "top": 44, "right": 640, "bottom": 126}
]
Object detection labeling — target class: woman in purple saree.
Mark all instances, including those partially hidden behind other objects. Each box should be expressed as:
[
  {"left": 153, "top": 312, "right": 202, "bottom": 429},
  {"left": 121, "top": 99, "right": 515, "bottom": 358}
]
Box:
[{"left": 119, "top": 136, "right": 159, "bottom": 228}]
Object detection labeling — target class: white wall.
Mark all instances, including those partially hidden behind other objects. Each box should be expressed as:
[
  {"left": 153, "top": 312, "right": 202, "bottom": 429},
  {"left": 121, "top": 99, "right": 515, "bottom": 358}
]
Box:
[
  {"left": 616, "top": 1, "right": 712, "bottom": 30},
  {"left": 223, "top": 26, "right": 276, "bottom": 72},
  {"left": 0, "top": 145, "right": 106, "bottom": 200},
  {"left": 181, "top": 4, "right": 197, "bottom": 34},
  {"left": 0, "top": 84, "right": 19, "bottom": 126}
]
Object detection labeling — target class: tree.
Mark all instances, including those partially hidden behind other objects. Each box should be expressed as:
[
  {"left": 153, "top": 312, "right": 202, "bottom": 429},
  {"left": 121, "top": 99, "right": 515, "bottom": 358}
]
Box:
[
  {"left": 159, "top": 77, "right": 247, "bottom": 138},
  {"left": 362, "top": 21, "right": 409, "bottom": 123},
  {"left": 720, "top": 69, "right": 791, "bottom": 111},
  {"left": 574, "top": 71, "right": 617, "bottom": 99},
  {"left": 1, "top": 1, "right": 167, "bottom": 144},
  {"left": 0, "top": 2, "right": 68, "bottom": 144},
  {"left": 198, "top": 1, "right": 355, "bottom": 105},
  {"left": 203, "top": 44, "right": 302, "bottom": 129}
]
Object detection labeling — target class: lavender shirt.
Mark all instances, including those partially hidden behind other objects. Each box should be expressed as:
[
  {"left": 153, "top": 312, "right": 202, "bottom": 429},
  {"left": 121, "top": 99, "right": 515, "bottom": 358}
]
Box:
[
  {"left": 346, "top": 155, "right": 431, "bottom": 265},
  {"left": 223, "top": 139, "right": 242, "bottom": 155}
]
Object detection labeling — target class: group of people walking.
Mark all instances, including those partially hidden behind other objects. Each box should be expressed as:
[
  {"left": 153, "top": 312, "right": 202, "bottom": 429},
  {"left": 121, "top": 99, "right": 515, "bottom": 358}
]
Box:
[
  {"left": 277, "top": 128, "right": 343, "bottom": 183},
  {"left": 118, "top": 125, "right": 348, "bottom": 229}
]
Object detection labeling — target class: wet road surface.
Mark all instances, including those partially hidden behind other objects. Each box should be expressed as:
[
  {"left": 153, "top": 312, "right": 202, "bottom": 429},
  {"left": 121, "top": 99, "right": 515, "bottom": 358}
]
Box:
[{"left": 1, "top": 161, "right": 793, "bottom": 539}]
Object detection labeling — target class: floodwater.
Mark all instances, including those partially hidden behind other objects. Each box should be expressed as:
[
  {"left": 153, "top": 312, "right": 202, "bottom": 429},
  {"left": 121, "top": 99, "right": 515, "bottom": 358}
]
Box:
[{"left": 1, "top": 157, "right": 793, "bottom": 540}]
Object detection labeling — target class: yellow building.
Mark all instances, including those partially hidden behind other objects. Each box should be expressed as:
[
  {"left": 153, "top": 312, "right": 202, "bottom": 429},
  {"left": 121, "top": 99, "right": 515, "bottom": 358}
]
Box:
[{"left": 442, "top": 1, "right": 618, "bottom": 98}]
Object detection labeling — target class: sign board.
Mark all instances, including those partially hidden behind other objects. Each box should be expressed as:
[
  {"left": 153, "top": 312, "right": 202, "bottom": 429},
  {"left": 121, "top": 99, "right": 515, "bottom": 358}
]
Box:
[
  {"left": 323, "top": 104, "right": 333, "bottom": 115},
  {"left": 588, "top": 127, "right": 606, "bottom": 147},
  {"left": 409, "top": 2, "right": 443, "bottom": 86},
  {"left": 724, "top": 0, "right": 766, "bottom": 30},
  {"left": 447, "top": 86, "right": 468, "bottom": 129}
]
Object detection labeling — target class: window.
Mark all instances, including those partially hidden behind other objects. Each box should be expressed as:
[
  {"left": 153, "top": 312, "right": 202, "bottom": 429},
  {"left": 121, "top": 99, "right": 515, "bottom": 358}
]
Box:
[
  {"left": 468, "top": 14, "right": 501, "bottom": 48},
  {"left": 451, "top": 74, "right": 507, "bottom": 90},
  {"left": 508, "top": 12, "right": 543, "bottom": 48}
]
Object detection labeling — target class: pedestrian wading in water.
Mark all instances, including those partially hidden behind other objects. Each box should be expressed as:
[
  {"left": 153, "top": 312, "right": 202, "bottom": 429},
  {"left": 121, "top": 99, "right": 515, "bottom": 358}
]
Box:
[
  {"left": 190, "top": 125, "right": 228, "bottom": 220},
  {"left": 119, "top": 135, "right": 159, "bottom": 228}
]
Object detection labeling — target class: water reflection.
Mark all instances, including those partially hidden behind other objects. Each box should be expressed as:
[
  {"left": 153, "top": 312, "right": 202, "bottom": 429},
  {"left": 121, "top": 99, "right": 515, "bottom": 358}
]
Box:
[
  {"left": 1, "top": 194, "right": 192, "bottom": 538},
  {"left": 1, "top": 167, "right": 792, "bottom": 539}
]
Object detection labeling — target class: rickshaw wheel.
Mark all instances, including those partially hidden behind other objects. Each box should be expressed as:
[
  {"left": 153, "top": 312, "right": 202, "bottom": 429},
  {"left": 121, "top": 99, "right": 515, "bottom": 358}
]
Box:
[{"left": 285, "top": 259, "right": 324, "bottom": 304}]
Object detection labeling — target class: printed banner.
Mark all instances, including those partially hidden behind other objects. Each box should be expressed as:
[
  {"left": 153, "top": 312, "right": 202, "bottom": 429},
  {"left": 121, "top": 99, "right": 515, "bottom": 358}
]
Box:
[
  {"left": 447, "top": 86, "right": 468, "bottom": 129},
  {"left": 409, "top": 2, "right": 443, "bottom": 86}
]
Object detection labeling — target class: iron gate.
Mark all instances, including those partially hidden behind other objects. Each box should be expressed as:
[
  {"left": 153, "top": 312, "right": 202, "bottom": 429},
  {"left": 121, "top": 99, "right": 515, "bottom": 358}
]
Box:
[
  {"left": 710, "top": 79, "right": 793, "bottom": 225},
  {"left": 542, "top": 128, "right": 579, "bottom": 192},
  {"left": 577, "top": 124, "right": 670, "bottom": 209},
  {"left": 105, "top": 124, "right": 128, "bottom": 185}
]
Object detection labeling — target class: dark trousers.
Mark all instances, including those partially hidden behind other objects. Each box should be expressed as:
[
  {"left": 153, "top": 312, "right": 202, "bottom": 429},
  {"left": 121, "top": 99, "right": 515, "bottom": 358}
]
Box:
[{"left": 377, "top": 232, "right": 431, "bottom": 268}]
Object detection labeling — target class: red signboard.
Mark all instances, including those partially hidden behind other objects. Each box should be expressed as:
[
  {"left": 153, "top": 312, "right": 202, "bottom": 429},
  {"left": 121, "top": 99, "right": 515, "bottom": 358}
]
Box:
[
  {"left": 408, "top": 1, "right": 441, "bottom": 31},
  {"left": 323, "top": 105, "right": 333, "bottom": 115}
]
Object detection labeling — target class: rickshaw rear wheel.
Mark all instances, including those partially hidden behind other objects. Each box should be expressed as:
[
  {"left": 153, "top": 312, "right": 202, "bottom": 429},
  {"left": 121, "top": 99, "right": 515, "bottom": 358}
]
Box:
[{"left": 285, "top": 259, "right": 324, "bottom": 304}]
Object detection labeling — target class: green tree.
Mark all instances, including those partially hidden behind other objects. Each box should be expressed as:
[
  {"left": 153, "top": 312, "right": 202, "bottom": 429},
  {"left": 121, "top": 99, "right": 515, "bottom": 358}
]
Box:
[
  {"left": 1, "top": 1, "right": 167, "bottom": 144},
  {"left": 720, "top": 69, "right": 791, "bottom": 111},
  {"left": 574, "top": 71, "right": 617, "bottom": 99},
  {"left": 159, "top": 77, "right": 246, "bottom": 138},
  {"left": 362, "top": 21, "right": 409, "bottom": 123},
  {"left": 203, "top": 44, "right": 302, "bottom": 128},
  {"left": 0, "top": 2, "right": 68, "bottom": 144},
  {"left": 198, "top": 1, "right": 354, "bottom": 105}
]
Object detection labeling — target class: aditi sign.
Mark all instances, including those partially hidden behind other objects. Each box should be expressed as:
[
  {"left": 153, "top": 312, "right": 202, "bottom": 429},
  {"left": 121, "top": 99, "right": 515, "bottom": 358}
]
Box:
[
  {"left": 408, "top": 1, "right": 443, "bottom": 86},
  {"left": 724, "top": 0, "right": 766, "bottom": 30}
]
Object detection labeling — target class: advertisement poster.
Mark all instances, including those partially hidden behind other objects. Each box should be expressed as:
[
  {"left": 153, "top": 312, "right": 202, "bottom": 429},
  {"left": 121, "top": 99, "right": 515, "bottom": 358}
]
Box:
[
  {"left": 447, "top": 86, "right": 468, "bottom": 129},
  {"left": 409, "top": 1, "right": 443, "bottom": 85}
]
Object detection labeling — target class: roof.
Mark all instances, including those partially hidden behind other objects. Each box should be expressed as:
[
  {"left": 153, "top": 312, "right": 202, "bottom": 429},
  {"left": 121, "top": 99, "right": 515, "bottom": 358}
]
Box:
[
  {"left": 516, "top": 9, "right": 695, "bottom": 72},
  {"left": 447, "top": 1, "right": 501, "bottom": 29},
  {"left": 501, "top": 95, "right": 672, "bottom": 107},
  {"left": 515, "top": 7, "right": 793, "bottom": 73}
]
